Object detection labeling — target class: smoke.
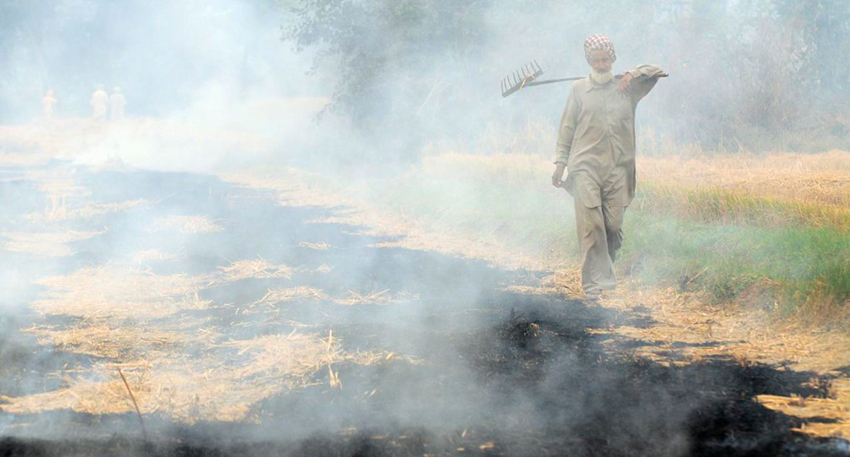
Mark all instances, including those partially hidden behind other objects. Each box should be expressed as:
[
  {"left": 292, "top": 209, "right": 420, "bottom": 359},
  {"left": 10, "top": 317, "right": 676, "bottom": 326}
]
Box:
[
  {"left": 4, "top": 0, "right": 843, "bottom": 168},
  {"left": 1, "top": 1, "right": 848, "bottom": 455},
  {"left": 0, "top": 0, "right": 336, "bottom": 173}
]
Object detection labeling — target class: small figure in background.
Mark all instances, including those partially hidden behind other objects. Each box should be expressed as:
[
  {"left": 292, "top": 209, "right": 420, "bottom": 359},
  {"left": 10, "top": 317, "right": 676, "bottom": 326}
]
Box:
[
  {"left": 41, "top": 89, "right": 57, "bottom": 121},
  {"left": 109, "top": 86, "right": 127, "bottom": 121},
  {"left": 91, "top": 85, "right": 108, "bottom": 120}
]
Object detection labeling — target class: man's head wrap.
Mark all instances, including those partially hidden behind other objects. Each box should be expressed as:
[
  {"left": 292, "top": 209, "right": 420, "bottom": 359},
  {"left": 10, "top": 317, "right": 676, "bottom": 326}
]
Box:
[{"left": 584, "top": 34, "right": 616, "bottom": 64}]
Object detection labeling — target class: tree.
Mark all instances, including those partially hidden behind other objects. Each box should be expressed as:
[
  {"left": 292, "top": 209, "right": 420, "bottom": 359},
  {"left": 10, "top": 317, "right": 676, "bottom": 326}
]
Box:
[{"left": 283, "top": 0, "right": 493, "bottom": 161}]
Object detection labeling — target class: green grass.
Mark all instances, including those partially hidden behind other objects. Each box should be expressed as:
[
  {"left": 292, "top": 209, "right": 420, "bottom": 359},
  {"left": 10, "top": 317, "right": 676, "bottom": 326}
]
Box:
[
  {"left": 620, "top": 212, "right": 850, "bottom": 316},
  {"left": 355, "top": 153, "right": 850, "bottom": 323}
]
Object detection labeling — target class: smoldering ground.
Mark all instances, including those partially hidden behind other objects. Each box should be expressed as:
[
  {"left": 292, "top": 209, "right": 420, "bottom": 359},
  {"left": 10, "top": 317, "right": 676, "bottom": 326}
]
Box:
[{"left": 0, "top": 161, "right": 847, "bottom": 457}]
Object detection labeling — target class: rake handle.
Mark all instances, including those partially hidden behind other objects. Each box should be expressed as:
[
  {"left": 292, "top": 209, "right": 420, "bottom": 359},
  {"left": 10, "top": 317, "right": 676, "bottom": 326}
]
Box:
[
  {"left": 526, "top": 73, "right": 668, "bottom": 88},
  {"left": 522, "top": 76, "right": 586, "bottom": 87}
]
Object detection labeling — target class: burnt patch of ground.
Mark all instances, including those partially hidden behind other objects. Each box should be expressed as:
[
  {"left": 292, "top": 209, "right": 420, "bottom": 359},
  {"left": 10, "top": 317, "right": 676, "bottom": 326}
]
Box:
[
  {"left": 214, "top": 296, "right": 840, "bottom": 456},
  {"left": 454, "top": 300, "right": 837, "bottom": 456},
  {"left": 1, "top": 164, "right": 848, "bottom": 456},
  {"left": 0, "top": 315, "right": 96, "bottom": 398}
]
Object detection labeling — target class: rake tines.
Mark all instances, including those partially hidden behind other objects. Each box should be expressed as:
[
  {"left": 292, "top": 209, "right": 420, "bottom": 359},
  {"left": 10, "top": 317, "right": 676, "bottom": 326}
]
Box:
[{"left": 501, "top": 60, "right": 544, "bottom": 98}]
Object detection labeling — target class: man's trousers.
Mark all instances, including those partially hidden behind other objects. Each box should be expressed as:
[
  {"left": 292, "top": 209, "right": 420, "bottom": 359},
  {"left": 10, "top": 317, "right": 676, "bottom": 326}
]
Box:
[{"left": 570, "top": 172, "right": 626, "bottom": 295}]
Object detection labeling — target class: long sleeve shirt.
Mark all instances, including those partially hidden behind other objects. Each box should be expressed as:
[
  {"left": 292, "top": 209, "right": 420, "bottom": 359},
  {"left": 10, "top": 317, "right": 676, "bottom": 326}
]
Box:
[{"left": 555, "top": 64, "right": 663, "bottom": 206}]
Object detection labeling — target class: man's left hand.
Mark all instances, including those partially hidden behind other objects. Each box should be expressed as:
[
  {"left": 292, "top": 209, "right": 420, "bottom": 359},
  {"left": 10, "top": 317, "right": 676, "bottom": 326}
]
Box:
[{"left": 617, "top": 72, "right": 634, "bottom": 93}]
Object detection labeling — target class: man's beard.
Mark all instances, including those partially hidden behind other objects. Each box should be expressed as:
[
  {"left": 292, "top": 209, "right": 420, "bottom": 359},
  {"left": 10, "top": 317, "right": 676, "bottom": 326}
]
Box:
[{"left": 590, "top": 69, "right": 614, "bottom": 85}]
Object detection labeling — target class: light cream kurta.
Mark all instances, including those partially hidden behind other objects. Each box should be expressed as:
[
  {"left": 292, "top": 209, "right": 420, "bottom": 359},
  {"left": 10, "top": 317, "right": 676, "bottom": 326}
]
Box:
[{"left": 555, "top": 64, "right": 663, "bottom": 294}]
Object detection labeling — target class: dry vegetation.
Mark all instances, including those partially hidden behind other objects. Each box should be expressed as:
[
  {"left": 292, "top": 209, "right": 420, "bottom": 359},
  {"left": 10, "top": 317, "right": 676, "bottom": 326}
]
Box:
[
  {"left": 30, "top": 266, "right": 210, "bottom": 320},
  {"left": 298, "top": 241, "right": 332, "bottom": 250},
  {"left": 131, "top": 248, "right": 181, "bottom": 264},
  {"left": 24, "top": 168, "right": 90, "bottom": 197},
  {"left": 223, "top": 149, "right": 850, "bottom": 440},
  {"left": 757, "top": 378, "right": 850, "bottom": 438},
  {"left": 588, "top": 280, "right": 850, "bottom": 440},
  {"left": 257, "top": 287, "right": 330, "bottom": 305},
  {"left": 218, "top": 258, "right": 294, "bottom": 282},
  {"left": 0, "top": 332, "right": 367, "bottom": 423},
  {"left": 28, "top": 324, "right": 191, "bottom": 360},
  {"left": 147, "top": 215, "right": 223, "bottom": 234},
  {"left": 27, "top": 199, "right": 147, "bottom": 223},
  {"left": 637, "top": 152, "right": 850, "bottom": 230},
  {"left": 0, "top": 116, "right": 279, "bottom": 169},
  {"left": 2, "top": 259, "right": 401, "bottom": 423},
  {"left": 1, "top": 229, "right": 107, "bottom": 257},
  {"left": 223, "top": 166, "right": 550, "bottom": 271},
  {"left": 255, "top": 287, "right": 410, "bottom": 307},
  {"left": 638, "top": 151, "right": 850, "bottom": 208},
  {"left": 0, "top": 161, "right": 408, "bottom": 425},
  {"left": 3, "top": 120, "right": 848, "bottom": 439}
]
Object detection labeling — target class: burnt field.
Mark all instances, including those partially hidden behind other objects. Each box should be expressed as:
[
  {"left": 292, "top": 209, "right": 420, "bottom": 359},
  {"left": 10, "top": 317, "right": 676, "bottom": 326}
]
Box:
[{"left": 0, "top": 162, "right": 847, "bottom": 457}]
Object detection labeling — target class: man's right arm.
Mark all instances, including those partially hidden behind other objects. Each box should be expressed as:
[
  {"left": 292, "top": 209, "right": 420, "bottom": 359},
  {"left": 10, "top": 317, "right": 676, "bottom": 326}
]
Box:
[{"left": 627, "top": 64, "right": 664, "bottom": 103}]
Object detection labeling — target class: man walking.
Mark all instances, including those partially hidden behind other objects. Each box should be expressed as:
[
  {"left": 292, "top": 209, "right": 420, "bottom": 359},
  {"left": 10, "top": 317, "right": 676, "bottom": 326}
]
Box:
[
  {"left": 41, "top": 89, "right": 57, "bottom": 121},
  {"left": 91, "top": 85, "right": 108, "bottom": 121},
  {"left": 551, "top": 34, "right": 664, "bottom": 300},
  {"left": 109, "top": 87, "right": 127, "bottom": 121}
]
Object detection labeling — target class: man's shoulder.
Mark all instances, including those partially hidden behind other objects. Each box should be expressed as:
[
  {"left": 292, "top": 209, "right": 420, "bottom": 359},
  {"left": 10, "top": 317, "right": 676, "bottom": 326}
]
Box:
[{"left": 571, "top": 78, "right": 592, "bottom": 95}]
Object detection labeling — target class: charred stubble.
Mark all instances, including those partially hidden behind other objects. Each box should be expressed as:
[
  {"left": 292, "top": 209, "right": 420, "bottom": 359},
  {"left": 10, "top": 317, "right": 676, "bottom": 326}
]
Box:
[{"left": 0, "top": 164, "right": 845, "bottom": 456}]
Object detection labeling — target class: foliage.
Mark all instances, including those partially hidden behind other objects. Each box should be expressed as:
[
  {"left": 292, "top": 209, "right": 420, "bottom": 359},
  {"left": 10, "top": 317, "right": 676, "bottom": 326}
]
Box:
[
  {"left": 284, "top": 0, "right": 850, "bottom": 155},
  {"left": 283, "top": 0, "right": 493, "bottom": 161}
]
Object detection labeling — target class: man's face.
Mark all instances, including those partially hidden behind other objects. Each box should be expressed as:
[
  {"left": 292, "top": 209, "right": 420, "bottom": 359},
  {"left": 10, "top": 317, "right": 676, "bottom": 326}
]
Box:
[{"left": 589, "top": 49, "right": 613, "bottom": 73}]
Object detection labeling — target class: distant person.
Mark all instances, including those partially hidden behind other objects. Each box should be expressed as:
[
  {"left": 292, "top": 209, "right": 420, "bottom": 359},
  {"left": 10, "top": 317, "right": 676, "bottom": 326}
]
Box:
[
  {"left": 91, "top": 86, "right": 108, "bottom": 120},
  {"left": 109, "top": 87, "right": 127, "bottom": 120},
  {"left": 551, "top": 34, "right": 665, "bottom": 301},
  {"left": 41, "top": 89, "right": 57, "bottom": 121}
]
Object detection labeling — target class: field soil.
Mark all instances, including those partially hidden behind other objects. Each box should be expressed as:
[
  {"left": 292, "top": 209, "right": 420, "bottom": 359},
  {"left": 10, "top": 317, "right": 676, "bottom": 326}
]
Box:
[{"left": 0, "top": 131, "right": 849, "bottom": 455}]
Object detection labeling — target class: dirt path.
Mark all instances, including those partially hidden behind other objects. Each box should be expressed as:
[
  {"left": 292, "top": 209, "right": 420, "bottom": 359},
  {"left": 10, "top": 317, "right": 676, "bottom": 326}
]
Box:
[{"left": 0, "top": 160, "right": 848, "bottom": 456}]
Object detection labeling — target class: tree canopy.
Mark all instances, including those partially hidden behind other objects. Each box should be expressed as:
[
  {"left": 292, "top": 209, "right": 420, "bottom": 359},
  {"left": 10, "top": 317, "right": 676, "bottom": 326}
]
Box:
[{"left": 283, "top": 0, "right": 850, "bottom": 154}]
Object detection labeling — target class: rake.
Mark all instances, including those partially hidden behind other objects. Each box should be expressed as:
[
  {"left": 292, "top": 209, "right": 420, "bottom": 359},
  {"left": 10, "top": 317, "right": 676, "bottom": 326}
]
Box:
[
  {"left": 501, "top": 61, "right": 667, "bottom": 98},
  {"left": 500, "top": 61, "right": 586, "bottom": 98}
]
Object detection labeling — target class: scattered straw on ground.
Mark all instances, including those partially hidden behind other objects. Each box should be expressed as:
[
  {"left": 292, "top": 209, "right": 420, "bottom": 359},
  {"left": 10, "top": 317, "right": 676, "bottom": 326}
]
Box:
[
  {"left": 148, "top": 215, "right": 223, "bottom": 234},
  {"left": 0, "top": 331, "right": 395, "bottom": 423},
  {"left": 757, "top": 377, "right": 850, "bottom": 439},
  {"left": 0, "top": 261, "right": 389, "bottom": 424},
  {"left": 298, "top": 241, "right": 331, "bottom": 250},
  {"left": 256, "top": 287, "right": 329, "bottom": 306},
  {"left": 131, "top": 248, "right": 180, "bottom": 264},
  {"left": 570, "top": 278, "right": 850, "bottom": 440},
  {"left": 31, "top": 266, "right": 210, "bottom": 320},
  {"left": 27, "top": 199, "right": 147, "bottom": 223},
  {"left": 0, "top": 119, "right": 421, "bottom": 425},
  {"left": 28, "top": 324, "right": 188, "bottom": 361},
  {"left": 24, "top": 168, "right": 91, "bottom": 197},
  {"left": 255, "top": 287, "right": 416, "bottom": 307},
  {"left": 221, "top": 169, "right": 353, "bottom": 209},
  {"left": 588, "top": 281, "right": 850, "bottom": 374},
  {"left": 1, "top": 229, "right": 106, "bottom": 257},
  {"left": 336, "top": 289, "right": 396, "bottom": 306},
  {"left": 218, "top": 258, "right": 294, "bottom": 283}
]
